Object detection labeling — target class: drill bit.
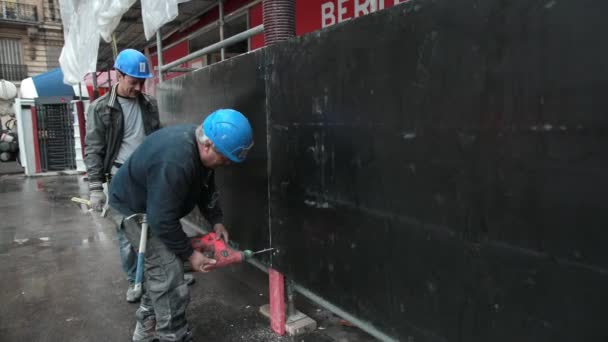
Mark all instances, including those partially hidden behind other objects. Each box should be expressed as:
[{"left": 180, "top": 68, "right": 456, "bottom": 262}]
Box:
[{"left": 252, "top": 247, "right": 274, "bottom": 255}]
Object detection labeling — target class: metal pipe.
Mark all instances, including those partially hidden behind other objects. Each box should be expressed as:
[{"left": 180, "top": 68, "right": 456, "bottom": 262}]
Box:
[
  {"left": 246, "top": 257, "right": 269, "bottom": 273},
  {"left": 160, "top": 25, "right": 264, "bottom": 72},
  {"left": 219, "top": 0, "right": 225, "bottom": 61},
  {"left": 156, "top": 31, "right": 164, "bottom": 83},
  {"left": 263, "top": 0, "right": 295, "bottom": 45},
  {"left": 292, "top": 284, "right": 398, "bottom": 342},
  {"left": 165, "top": 67, "right": 196, "bottom": 73}
]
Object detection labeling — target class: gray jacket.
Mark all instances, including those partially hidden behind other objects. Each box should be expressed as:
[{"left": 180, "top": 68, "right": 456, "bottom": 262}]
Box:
[{"left": 84, "top": 83, "right": 160, "bottom": 191}]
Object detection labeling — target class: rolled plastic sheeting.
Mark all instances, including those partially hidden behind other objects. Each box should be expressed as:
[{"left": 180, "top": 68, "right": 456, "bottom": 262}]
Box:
[
  {"left": 0, "top": 152, "right": 14, "bottom": 162},
  {"left": 0, "top": 80, "right": 17, "bottom": 100},
  {"left": 59, "top": 0, "right": 135, "bottom": 85}
]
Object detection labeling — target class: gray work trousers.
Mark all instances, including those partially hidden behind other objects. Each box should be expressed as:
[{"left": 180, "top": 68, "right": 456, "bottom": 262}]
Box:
[{"left": 111, "top": 209, "right": 192, "bottom": 342}]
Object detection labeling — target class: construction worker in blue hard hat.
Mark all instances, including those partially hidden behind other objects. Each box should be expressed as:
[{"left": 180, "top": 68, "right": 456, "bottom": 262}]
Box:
[
  {"left": 85, "top": 48, "right": 197, "bottom": 305},
  {"left": 107, "top": 109, "right": 253, "bottom": 342}
]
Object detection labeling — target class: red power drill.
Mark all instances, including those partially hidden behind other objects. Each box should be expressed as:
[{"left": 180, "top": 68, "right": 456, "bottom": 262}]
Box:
[{"left": 190, "top": 232, "right": 273, "bottom": 270}]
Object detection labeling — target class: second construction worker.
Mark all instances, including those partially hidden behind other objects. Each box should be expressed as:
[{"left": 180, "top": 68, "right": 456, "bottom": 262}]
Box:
[{"left": 84, "top": 48, "right": 161, "bottom": 303}]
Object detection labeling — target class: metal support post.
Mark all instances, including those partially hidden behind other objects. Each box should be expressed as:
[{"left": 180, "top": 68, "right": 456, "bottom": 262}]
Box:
[
  {"left": 286, "top": 278, "right": 296, "bottom": 317},
  {"left": 111, "top": 33, "right": 118, "bottom": 59},
  {"left": 219, "top": 0, "right": 225, "bottom": 61},
  {"left": 156, "top": 31, "right": 164, "bottom": 83},
  {"left": 91, "top": 72, "right": 99, "bottom": 99}
]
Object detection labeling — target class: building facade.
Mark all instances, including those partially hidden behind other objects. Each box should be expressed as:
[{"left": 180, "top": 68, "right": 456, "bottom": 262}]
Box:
[{"left": 0, "top": 0, "right": 63, "bottom": 84}]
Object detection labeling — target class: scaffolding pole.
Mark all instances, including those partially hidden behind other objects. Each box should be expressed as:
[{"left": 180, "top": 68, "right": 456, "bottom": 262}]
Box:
[
  {"left": 219, "top": 0, "right": 225, "bottom": 61},
  {"left": 156, "top": 31, "right": 164, "bottom": 83}
]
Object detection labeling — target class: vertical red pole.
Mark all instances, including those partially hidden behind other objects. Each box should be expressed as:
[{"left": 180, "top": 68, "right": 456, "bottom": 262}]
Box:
[
  {"left": 30, "top": 106, "right": 41, "bottom": 174},
  {"left": 269, "top": 268, "right": 285, "bottom": 335},
  {"left": 75, "top": 101, "right": 86, "bottom": 159}
]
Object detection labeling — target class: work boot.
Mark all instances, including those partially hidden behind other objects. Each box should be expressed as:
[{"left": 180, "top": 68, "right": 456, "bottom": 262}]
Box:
[
  {"left": 184, "top": 273, "right": 195, "bottom": 286},
  {"left": 126, "top": 282, "right": 142, "bottom": 303},
  {"left": 132, "top": 316, "right": 157, "bottom": 342}
]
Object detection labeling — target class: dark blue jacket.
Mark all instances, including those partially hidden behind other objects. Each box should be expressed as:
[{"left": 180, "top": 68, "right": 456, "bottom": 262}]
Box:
[{"left": 109, "top": 124, "right": 223, "bottom": 260}]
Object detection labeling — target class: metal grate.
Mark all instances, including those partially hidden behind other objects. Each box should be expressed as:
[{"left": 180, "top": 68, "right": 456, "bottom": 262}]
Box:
[
  {"left": 43, "top": 0, "right": 61, "bottom": 23},
  {"left": 0, "top": 39, "right": 27, "bottom": 81},
  {"left": 0, "top": 64, "right": 27, "bottom": 81},
  {"left": 35, "top": 101, "right": 76, "bottom": 171}
]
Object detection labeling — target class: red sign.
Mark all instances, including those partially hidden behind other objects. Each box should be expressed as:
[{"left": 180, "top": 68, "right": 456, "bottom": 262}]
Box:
[
  {"left": 250, "top": 0, "right": 409, "bottom": 49},
  {"left": 319, "top": 0, "right": 409, "bottom": 28}
]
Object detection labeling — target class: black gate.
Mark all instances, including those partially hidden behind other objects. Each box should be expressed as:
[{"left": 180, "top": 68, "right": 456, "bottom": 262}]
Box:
[{"left": 35, "top": 97, "right": 76, "bottom": 172}]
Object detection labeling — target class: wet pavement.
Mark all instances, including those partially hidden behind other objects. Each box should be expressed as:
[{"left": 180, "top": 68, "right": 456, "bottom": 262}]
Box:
[{"left": 0, "top": 174, "right": 375, "bottom": 342}]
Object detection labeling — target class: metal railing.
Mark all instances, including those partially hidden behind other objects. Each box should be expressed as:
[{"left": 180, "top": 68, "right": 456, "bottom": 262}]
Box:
[
  {"left": 154, "top": 0, "right": 264, "bottom": 82},
  {"left": 0, "top": 1, "right": 38, "bottom": 22},
  {"left": 158, "top": 25, "right": 264, "bottom": 77},
  {"left": 43, "top": 1, "right": 61, "bottom": 23},
  {"left": 0, "top": 64, "right": 28, "bottom": 81}
]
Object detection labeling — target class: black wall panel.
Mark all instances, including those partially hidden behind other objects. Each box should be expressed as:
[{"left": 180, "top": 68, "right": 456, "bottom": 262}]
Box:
[
  {"left": 158, "top": 0, "right": 608, "bottom": 340},
  {"left": 157, "top": 52, "right": 271, "bottom": 255}
]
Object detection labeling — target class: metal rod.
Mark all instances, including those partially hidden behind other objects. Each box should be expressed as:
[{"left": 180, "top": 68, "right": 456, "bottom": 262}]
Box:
[
  {"left": 163, "top": 67, "right": 196, "bottom": 73},
  {"left": 160, "top": 25, "right": 264, "bottom": 72},
  {"left": 219, "top": 0, "right": 225, "bottom": 61},
  {"left": 156, "top": 31, "right": 164, "bottom": 83},
  {"left": 253, "top": 247, "right": 274, "bottom": 255},
  {"left": 292, "top": 284, "right": 398, "bottom": 342}
]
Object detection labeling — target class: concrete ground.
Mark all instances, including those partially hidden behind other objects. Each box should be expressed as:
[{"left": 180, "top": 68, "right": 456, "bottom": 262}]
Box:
[{"left": 0, "top": 171, "right": 376, "bottom": 342}]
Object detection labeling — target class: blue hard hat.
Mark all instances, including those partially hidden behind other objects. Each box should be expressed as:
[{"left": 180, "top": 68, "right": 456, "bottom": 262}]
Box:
[
  {"left": 202, "top": 109, "right": 254, "bottom": 163},
  {"left": 114, "top": 49, "right": 153, "bottom": 79}
]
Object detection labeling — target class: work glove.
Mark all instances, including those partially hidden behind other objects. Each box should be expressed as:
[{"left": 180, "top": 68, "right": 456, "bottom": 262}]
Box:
[{"left": 90, "top": 190, "right": 106, "bottom": 212}]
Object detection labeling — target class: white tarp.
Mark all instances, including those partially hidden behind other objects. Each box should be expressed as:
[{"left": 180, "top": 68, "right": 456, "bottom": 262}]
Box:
[
  {"left": 59, "top": 0, "right": 101, "bottom": 85},
  {"left": 142, "top": 0, "right": 184, "bottom": 41},
  {"left": 58, "top": 0, "right": 189, "bottom": 85},
  {"left": 97, "top": 0, "right": 138, "bottom": 43}
]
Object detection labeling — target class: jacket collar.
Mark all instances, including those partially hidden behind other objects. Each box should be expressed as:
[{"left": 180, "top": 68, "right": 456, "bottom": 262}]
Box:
[{"left": 107, "top": 83, "right": 149, "bottom": 111}]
